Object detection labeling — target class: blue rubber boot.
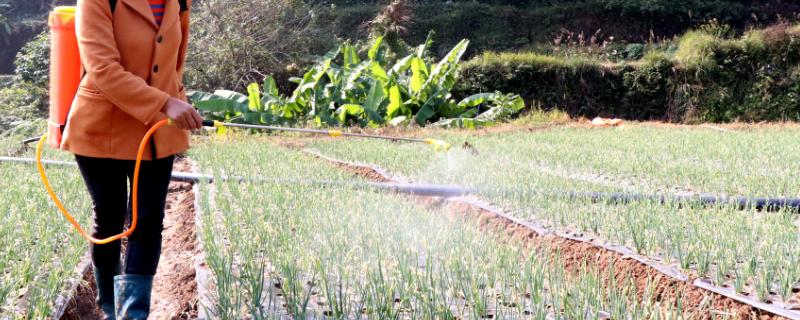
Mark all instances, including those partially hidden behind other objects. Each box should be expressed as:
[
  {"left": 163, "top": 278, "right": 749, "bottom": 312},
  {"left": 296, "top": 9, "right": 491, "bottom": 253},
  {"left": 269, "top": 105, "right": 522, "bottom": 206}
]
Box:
[
  {"left": 93, "top": 266, "right": 118, "bottom": 320},
  {"left": 113, "top": 275, "right": 153, "bottom": 320}
]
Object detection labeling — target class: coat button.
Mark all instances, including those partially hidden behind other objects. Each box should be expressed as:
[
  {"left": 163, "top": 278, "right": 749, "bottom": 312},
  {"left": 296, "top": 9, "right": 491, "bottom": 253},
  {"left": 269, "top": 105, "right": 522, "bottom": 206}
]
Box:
[
  {"left": 157, "top": 35, "right": 163, "bottom": 43},
  {"left": 153, "top": 65, "right": 159, "bottom": 73}
]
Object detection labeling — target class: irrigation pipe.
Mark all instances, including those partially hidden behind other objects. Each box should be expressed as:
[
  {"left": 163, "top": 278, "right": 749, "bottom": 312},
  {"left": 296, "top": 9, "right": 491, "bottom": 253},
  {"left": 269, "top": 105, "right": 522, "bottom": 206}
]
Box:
[
  {"left": 3, "top": 155, "right": 799, "bottom": 211},
  {"left": 307, "top": 151, "right": 800, "bottom": 320},
  {"left": 302, "top": 149, "right": 800, "bottom": 212},
  {"left": 50, "top": 254, "right": 92, "bottom": 320}
]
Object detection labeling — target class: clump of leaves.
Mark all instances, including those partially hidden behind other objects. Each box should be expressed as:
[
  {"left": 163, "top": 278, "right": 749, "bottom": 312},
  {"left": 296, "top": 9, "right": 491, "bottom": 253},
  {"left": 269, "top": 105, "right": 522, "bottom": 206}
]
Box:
[
  {"left": 190, "top": 35, "right": 525, "bottom": 128},
  {"left": 675, "top": 30, "right": 719, "bottom": 72}
]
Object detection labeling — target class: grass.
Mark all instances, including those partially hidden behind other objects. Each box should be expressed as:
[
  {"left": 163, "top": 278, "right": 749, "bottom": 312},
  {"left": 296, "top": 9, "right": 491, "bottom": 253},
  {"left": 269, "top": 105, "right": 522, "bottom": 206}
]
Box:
[
  {"left": 674, "top": 30, "right": 719, "bottom": 71},
  {"left": 190, "top": 138, "right": 687, "bottom": 318},
  {"left": 464, "top": 51, "right": 604, "bottom": 70},
  {"left": 510, "top": 108, "right": 571, "bottom": 126},
  {"left": 306, "top": 124, "right": 800, "bottom": 301},
  {"left": 0, "top": 138, "right": 91, "bottom": 318}
]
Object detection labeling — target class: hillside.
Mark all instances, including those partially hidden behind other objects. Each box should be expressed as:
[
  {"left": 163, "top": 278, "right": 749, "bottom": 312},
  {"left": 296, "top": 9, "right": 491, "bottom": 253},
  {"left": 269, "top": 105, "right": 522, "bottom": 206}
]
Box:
[{"left": 2, "top": 0, "right": 799, "bottom": 74}]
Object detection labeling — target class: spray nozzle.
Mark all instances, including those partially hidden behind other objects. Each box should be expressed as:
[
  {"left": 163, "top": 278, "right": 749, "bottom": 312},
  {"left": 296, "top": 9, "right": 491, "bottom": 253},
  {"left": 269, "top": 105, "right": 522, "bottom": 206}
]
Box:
[
  {"left": 201, "top": 120, "right": 224, "bottom": 128},
  {"left": 425, "top": 139, "right": 451, "bottom": 152},
  {"left": 328, "top": 130, "right": 343, "bottom": 138}
]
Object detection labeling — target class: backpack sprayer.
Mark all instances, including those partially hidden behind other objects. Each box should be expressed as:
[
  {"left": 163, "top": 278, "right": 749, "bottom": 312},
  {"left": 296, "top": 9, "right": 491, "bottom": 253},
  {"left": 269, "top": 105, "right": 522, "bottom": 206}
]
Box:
[{"left": 38, "top": 6, "right": 451, "bottom": 245}]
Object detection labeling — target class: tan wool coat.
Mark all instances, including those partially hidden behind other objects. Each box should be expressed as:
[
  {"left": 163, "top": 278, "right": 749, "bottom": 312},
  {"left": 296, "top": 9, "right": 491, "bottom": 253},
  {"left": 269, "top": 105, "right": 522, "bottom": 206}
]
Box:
[{"left": 61, "top": 0, "right": 191, "bottom": 160}]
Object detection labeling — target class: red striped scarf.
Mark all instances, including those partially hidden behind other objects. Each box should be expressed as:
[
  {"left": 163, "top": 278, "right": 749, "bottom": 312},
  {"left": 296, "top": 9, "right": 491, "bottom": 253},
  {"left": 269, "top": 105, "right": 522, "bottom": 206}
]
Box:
[{"left": 149, "top": 0, "right": 166, "bottom": 26}]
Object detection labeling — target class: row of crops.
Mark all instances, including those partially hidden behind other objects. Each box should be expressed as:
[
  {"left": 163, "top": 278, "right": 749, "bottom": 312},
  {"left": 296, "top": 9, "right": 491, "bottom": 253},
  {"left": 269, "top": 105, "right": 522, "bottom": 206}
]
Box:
[
  {"left": 0, "top": 139, "right": 91, "bottom": 318},
  {"left": 2, "top": 125, "right": 798, "bottom": 318},
  {"left": 190, "top": 139, "right": 695, "bottom": 318},
  {"left": 306, "top": 126, "right": 800, "bottom": 304}
]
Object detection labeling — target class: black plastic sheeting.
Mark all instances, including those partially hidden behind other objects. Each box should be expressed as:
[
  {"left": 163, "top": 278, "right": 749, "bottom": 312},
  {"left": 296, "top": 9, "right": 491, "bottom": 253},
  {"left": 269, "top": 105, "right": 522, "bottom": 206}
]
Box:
[{"left": 566, "top": 191, "right": 800, "bottom": 212}]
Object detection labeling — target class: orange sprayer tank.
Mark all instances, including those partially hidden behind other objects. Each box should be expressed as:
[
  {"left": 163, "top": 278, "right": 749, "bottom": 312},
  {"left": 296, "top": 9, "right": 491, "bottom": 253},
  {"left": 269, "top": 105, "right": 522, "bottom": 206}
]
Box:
[{"left": 48, "top": 6, "right": 81, "bottom": 148}]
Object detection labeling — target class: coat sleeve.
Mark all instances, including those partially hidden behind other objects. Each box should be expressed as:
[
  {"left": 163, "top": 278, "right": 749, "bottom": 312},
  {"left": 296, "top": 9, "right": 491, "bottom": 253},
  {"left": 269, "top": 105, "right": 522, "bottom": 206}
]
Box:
[{"left": 76, "top": 0, "right": 170, "bottom": 125}]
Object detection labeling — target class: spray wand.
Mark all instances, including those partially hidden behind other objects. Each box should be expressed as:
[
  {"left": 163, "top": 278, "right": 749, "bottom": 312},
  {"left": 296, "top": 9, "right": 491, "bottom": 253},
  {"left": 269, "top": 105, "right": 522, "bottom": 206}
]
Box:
[
  {"left": 36, "top": 119, "right": 450, "bottom": 244},
  {"left": 201, "top": 120, "right": 452, "bottom": 151}
]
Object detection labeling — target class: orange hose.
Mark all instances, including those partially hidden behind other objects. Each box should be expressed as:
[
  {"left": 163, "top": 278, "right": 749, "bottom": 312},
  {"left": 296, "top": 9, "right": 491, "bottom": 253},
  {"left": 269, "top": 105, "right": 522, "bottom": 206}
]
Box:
[{"left": 36, "top": 119, "right": 171, "bottom": 245}]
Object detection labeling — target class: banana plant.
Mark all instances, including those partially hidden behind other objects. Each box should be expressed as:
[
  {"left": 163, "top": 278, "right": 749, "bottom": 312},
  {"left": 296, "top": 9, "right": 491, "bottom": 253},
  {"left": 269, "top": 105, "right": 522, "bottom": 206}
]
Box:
[
  {"left": 431, "top": 92, "right": 526, "bottom": 128},
  {"left": 189, "top": 35, "right": 525, "bottom": 128}
]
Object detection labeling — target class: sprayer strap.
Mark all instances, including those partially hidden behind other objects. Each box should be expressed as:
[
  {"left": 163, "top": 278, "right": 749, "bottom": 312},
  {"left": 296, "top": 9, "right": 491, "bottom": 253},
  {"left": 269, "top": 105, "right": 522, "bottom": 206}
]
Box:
[{"left": 108, "top": 0, "right": 188, "bottom": 14}]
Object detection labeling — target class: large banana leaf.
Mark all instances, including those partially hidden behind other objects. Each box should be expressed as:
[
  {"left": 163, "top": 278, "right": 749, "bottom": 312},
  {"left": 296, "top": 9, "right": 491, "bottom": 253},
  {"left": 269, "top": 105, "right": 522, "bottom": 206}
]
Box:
[
  {"left": 415, "top": 31, "right": 435, "bottom": 58},
  {"left": 413, "top": 88, "right": 449, "bottom": 125},
  {"left": 336, "top": 103, "right": 365, "bottom": 124},
  {"left": 363, "top": 81, "right": 386, "bottom": 124},
  {"left": 262, "top": 76, "right": 279, "bottom": 98},
  {"left": 426, "top": 39, "right": 469, "bottom": 91},
  {"left": 457, "top": 92, "right": 498, "bottom": 109},
  {"left": 343, "top": 44, "right": 361, "bottom": 69},
  {"left": 390, "top": 55, "right": 414, "bottom": 77},
  {"left": 239, "top": 112, "right": 272, "bottom": 124},
  {"left": 409, "top": 57, "right": 429, "bottom": 95},
  {"left": 247, "top": 83, "right": 261, "bottom": 111},
  {"left": 189, "top": 90, "right": 249, "bottom": 113},
  {"left": 344, "top": 62, "right": 370, "bottom": 92},
  {"left": 475, "top": 94, "right": 526, "bottom": 121},
  {"left": 368, "top": 36, "right": 385, "bottom": 62},
  {"left": 386, "top": 85, "right": 407, "bottom": 119},
  {"left": 368, "top": 62, "right": 388, "bottom": 84},
  {"left": 430, "top": 117, "right": 490, "bottom": 129},
  {"left": 292, "top": 46, "right": 339, "bottom": 100}
]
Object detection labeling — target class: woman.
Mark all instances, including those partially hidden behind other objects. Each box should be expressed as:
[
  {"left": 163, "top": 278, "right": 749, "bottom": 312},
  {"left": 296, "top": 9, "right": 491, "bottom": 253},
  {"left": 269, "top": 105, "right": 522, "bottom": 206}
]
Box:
[{"left": 61, "top": 0, "right": 202, "bottom": 318}]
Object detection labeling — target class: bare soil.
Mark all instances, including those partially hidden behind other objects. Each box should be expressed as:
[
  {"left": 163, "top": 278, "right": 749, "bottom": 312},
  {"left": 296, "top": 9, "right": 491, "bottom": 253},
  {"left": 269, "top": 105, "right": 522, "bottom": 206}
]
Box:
[
  {"left": 60, "top": 158, "right": 199, "bottom": 320},
  {"left": 310, "top": 152, "right": 785, "bottom": 320},
  {"left": 149, "top": 158, "right": 199, "bottom": 319},
  {"left": 453, "top": 202, "right": 774, "bottom": 319},
  {"left": 60, "top": 271, "right": 104, "bottom": 320}
]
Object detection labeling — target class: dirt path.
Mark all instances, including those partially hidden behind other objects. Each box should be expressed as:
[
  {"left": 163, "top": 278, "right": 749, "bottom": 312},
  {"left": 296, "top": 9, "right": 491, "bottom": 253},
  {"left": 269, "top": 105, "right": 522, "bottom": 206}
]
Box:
[{"left": 60, "top": 158, "right": 199, "bottom": 320}]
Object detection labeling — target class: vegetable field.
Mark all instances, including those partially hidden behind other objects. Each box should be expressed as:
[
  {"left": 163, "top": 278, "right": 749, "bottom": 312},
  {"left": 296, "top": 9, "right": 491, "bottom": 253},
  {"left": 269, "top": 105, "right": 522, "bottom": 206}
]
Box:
[
  {"left": 307, "top": 125, "right": 800, "bottom": 306},
  {"left": 191, "top": 140, "right": 689, "bottom": 318},
  {"left": 0, "top": 138, "right": 91, "bottom": 318},
  {"left": 2, "top": 124, "right": 799, "bottom": 319}
]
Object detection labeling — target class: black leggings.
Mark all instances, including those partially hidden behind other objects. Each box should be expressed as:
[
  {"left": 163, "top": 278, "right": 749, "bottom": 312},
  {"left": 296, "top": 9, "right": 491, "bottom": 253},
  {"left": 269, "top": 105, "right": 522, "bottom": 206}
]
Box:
[{"left": 75, "top": 155, "right": 175, "bottom": 276}]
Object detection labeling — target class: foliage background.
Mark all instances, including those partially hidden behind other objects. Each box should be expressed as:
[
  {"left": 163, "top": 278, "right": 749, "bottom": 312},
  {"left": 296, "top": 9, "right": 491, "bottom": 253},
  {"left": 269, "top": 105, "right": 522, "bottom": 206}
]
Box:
[
  {"left": 1, "top": 0, "right": 800, "bottom": 130},
  {"left": 456, "top": 24, "right": 800, "bottom": 122}
]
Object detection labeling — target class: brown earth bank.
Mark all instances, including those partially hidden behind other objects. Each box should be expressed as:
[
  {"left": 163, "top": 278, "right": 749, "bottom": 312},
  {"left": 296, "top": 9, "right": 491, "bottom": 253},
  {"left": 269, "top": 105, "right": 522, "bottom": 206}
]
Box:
[
  {"left": 305, "top": 149, "right": 786, "bottom": 320},
  {"left": 60, "top": 157, "right": 199, "bottom": 320}
]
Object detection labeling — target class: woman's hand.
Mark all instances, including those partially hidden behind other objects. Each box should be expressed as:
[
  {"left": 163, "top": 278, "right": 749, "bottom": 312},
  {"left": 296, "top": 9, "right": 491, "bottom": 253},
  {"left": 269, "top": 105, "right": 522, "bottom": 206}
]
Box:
[{"left": 164, "top": 97, "right": 203, "bottom": 130}]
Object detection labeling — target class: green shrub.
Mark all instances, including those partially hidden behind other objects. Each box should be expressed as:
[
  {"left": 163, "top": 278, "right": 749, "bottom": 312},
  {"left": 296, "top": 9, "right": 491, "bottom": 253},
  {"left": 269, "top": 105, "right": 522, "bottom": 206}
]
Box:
[
  {"left": 314, "top": 0, "right": 799, "bottom": 66},
  {"left": 190, "top": 36, "right": 525, "bottom": 128},
  {"left": 459, "top": 23, "right": 800, "bottom": 122},
  {"left": 456, "top": 52, "right": 629, "bottom": 118},
  {"left": 13, "top": 31, "right": 49, "bottom": 88},
  {"left": 674, "top": 30, "right": 719, "bottom": 72},
  {"left": 623, "top": 43, "right": 645, "bottom": 60},
  {"left": 0, "top": 0, "right": 49, "bottom": 74},
  {"left": 621, "top": 52, "right": 673, "bottom": 120},
  {"left": 0, "top": 29, "right": 49, "bottom": 133},
  {"left": 0, "top": 82, "right": 48, "bottom": 131}
]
